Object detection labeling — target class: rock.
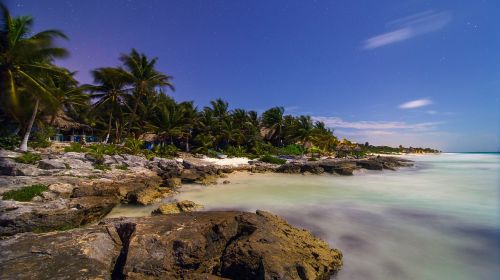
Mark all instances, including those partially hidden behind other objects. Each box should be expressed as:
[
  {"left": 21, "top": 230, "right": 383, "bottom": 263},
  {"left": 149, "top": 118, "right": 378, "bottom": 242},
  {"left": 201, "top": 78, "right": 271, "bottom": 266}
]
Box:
[
  {"left": 62, "top": 152, "right": 86, "bottom": 161},
  {"left": 41, "top": 191, "right": 58, "bottom": 200},
  {"left": 180, "top": 169, "right": 204, "bottom": 182},
  {"left": 355, "top": 159, "right": 384, "bottom": 170},
  {"left": 152, "top": 200, "right": 203, "bottom": 215},
  {"left": 163, "top": 177, "right": 182, "bottom": 188},
  {"left": 121, "top": 154, "right": 149, "bottom": 168},
  {"left": 198, "top": 174, "right": 218, "bottom": 185},
  {"left": 0, "top": 196, "right": 118, "bottom": 236},
  {"left": 128, "top": 187, "right": 163, "bottom": 205},
  {"left": 0, "top": 211, "right": 342, "bottom": 279},
  {"left": 223, "top": 180, "right": 230, "bottom": 184},
  {"left": 0, "top": 225, "right": 121, "bottom": 280},
  {"left": 0, "top": 158, "right": 41, "bottom": 176},
  {"left": 0, "top": 149, "right": 21, "bottom": 159},
  {"left": 301, "top": 163, "right": 325, "bottom": 174},
  {"left": 276, "top": 163, "right": 302, "bottom": 174},
  {"left": 38, "top": 159, "right": 67, "bottom": 170},
  {"left": 110, "top": 211, "right": 343, "bottom": 279},
  {"left": 48, "top": 183, "right": 74, "bottom": 198},
  {"left": 319, "top": 161, "right": 357, "bottom": 176}
]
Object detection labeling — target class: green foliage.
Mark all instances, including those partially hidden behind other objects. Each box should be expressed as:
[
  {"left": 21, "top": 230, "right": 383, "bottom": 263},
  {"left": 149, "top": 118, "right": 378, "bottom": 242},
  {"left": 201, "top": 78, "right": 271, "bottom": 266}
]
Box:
[
  {"left": 259, "top": 155, "right": 286, "bottom": 164},
  {"left": 2, "top": 184, "right": 48, "bottom": 201},
  {"left": 15, "top": 152, "right": 42, "bottom": 164},
  {"left": 225, "top": 146, "right": 248, "bottom": 157},
  {"left": 124, "top": 138, "right": 144, "bottom": 155},
  {"left": 115, "top": 164, "right": 129, "bottom": 170},
  {"left": 64, "top": 142, "right": 87, "bottom": 153},
  {"left": 93, "top": 163, "right": 110, "bottom": 170},
  {"left": 152, "top": 144, "right": 178, "bottom": 158},
  {"left": 252, "top": 142, "right": 280, "bottom": 156},
  {"left": 0, "top": 135, "right": 21, "bottom": 150},
  {"left": 86, "top": 144, "right": 106, "bottom": 164},
  {"left": 280, "top": 144, "right": 304, "bottom": 156},
  {"left": 103, "top": 144, "right": 122, "bottom": 155},
  {"left": 29, "top": 126, "right": 56, "bottom": 148}
]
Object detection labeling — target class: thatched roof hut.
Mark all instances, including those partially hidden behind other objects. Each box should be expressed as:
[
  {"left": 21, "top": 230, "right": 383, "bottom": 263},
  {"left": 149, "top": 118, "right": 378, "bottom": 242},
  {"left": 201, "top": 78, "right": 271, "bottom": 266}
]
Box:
[
  {"left": 139, "top": 133, "right": 159, "bottom": 142},
  {"left": 44, "top": 110, "right": 90, "bottom": 130}
]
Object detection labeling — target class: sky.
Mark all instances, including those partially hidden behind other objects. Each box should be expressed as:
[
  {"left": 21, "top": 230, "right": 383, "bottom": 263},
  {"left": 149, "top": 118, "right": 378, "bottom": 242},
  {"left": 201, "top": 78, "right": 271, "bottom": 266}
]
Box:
[{"left": 7, "top": 0, "right": 500, "bottom": 152}]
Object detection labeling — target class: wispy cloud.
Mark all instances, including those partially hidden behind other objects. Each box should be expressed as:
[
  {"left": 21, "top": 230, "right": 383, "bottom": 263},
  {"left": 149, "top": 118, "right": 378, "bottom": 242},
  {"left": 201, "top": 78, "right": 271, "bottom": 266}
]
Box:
[
  {"left": 363, "top": 11, "right": 452, "bottom": 49},
  {"left": 399, "top": 98, "right": 433, "bottom": 109},
  {"left": 312, "top": 116, "right": 442, "bottom": 131}
]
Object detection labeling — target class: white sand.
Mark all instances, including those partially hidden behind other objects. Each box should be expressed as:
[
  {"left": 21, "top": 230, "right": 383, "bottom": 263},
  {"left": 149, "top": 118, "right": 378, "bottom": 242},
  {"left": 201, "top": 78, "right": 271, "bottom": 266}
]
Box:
[{"left": 200, "top": 157, "right": 250, "bottom": 167}]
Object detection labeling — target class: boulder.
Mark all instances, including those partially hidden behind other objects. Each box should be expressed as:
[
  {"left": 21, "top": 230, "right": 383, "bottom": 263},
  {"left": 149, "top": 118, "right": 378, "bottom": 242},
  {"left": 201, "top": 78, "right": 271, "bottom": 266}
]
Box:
[
  {"left": 163, "top": 177, "right": 182, "bottom": 188},
  {"left": 319, "top": 161, "right": 357, "bottom": 176},
  {"left": 355, "top": 159, "right": 384, "bottom": 170},
  {"left": 48, "top": 183, "right": 75, "bottom": 198},
  {"left": 0, "top": 159, "right": 40, "bottom": 176},
  {"left": 0, "top": 225, "right": 121, "bottom": 280},
  {"left": 38, "top": 159, "right": 67, "bottom": 170},
  {"left": 152, "top": 200, "right": 203, "bottom": 215},
  {"left": 0, "top": 211, "right": 343, "bottom": 280},
  {"left": 276, "top": 163, "right": 302, "bottom": 174}
]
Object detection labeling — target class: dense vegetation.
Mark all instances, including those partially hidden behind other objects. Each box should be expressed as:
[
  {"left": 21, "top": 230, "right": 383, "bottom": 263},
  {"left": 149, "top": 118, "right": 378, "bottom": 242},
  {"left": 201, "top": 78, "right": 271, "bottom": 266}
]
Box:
[{"left": 0, "top": 4, "right": 439, "bottom": 158}]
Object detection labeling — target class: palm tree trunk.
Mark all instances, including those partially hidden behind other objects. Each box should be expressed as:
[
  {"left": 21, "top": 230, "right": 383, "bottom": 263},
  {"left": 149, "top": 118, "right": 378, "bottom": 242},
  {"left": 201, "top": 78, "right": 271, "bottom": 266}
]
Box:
[
  {"left": 104, "top": 112, "right": 113, "bottom": 144},
  {"left": 126, "top": 97, "right": 139, "bottom": 138},
  {"left": 20, "top": 97, "right": 40, "bottom": 152}
]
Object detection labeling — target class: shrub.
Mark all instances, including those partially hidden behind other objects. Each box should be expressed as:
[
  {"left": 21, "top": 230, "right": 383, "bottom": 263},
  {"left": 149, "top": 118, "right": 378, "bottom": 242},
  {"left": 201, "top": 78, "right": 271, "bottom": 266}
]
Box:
[
  {"left": 259, "top": 155, "right": 286, "bottom": 164},
  {"left": 124, "top": 138, "right": 144, "bottom": 155},
  {"left": 2, "top": 184, "right": 48, "bottom": 201},
  {"left": 280, "top": 144, "right": 304, "bottom": 156},
  {"left": 225, "top": 146, "right": 248, "bottom": 157},
  {"left": 29, "top": 126, "right": 56, "bottom": 148},
  {"left": 104, "top": 144, "right": 122, "bottom": 155},
  {"left": 64, "top": 142, "right": 87, "bottom": 153},
  {"left": 86, "top": 144, "right": 106, "bottom": 164},
  {"left": 15, "top": 152, "right": 42, "bottom": 164},
  {"left": 0, "top": 135, "right": 21, "bottom": 150},
  {"left": 152, "top": 144, "right": 178, "bottom": 158},
  {"left": 252, "top": 142, "right": 280, "bottom": 156}
]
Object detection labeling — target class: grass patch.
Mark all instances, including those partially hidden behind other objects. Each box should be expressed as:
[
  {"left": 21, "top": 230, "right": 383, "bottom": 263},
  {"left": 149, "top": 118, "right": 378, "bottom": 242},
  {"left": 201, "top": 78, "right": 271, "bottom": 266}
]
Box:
[
  {"left": 93, "top": 163, "right": 111, "bottom": 171},
  {"left": 2, "top": 184, "right": 48, "bottom": 201},
  {"left": 259, "top": 155, "right": 287, "bottom": 164},
  {"left": 14, "top": 152, "right": 42, "bottom": 164},
  {"left": 115, "top": 164, "right": 129, "bottom": 170}
]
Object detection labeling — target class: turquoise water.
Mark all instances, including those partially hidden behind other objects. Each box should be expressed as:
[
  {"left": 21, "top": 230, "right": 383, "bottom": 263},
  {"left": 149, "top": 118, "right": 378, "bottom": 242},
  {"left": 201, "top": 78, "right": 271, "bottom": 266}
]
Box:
[
  {"left": 108, "top": 153, "right": 499, "bottom": 279},
  {"left": 175, "top": 153, "right": 500, "bottom": 280}
]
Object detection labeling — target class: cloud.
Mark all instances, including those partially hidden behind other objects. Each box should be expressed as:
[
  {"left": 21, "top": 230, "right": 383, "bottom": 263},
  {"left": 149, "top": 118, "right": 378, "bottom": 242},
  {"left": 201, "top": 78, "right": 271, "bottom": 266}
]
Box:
[
  {"left": 312, "top": 116, "right": 442, "bottom": 130},
  {"left": 363, "top": 11, "right": 452, "bottom": 49},
  {"left": 399, "top": 98, "right": 433, "bottom": 109}
]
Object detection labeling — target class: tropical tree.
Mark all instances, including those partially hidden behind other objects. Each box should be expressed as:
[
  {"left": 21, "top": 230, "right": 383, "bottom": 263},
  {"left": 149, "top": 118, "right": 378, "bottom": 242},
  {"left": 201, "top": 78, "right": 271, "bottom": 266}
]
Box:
[
  {"left": 88, "top": 67, "right": 130, "bottom": 143},
  {"left": 0, "top": 3, "right": 71, "bottom": 151},
  {"left": 120, "top": 49, "right": 174, "bottom": 137},
  {"left": 261, "top": 106, "right": 285, "bottom": 146}
]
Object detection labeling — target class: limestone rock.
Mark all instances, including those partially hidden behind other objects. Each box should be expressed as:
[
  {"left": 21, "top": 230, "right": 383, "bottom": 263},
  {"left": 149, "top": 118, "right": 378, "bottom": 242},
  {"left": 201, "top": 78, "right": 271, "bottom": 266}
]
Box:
[
  {"left": 152, "top": 200, "right": 203, "bottom": 215},
  {"left": 38, "top": 159, "right": 67, "bottom": 170}
]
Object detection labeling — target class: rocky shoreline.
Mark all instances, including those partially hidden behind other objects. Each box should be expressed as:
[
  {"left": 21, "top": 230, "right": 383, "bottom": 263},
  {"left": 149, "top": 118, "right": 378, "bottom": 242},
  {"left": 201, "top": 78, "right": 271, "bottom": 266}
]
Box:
[{"left": 0, "top": 149, "right": 413, "bottom": 279}]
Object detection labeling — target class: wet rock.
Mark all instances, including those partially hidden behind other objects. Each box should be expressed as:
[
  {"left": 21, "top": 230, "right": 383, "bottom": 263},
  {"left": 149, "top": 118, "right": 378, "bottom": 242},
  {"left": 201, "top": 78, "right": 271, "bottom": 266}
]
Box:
[
  {"left": 163, "top": 177, "right": 182, "bottom": 188},
  {"left": 319, "top": 161, "right": 357, "bottom": 176},
  {"left": 301, "top": 163, "right": 325, "bottom": 174},
  {"left": 152, "top": 200, "right": 203, "bottom": 215},
  {"left": 223, "top": 180, "right": 230, "bottom": 184},
  {"left": 198, "top": 174, "right": 218, "bottom": 185},
  {"left": 276, "top": 163, "right": 302, "bottom": 174},
  {"left": 355, "top": 159, "right": 383, "bottom": 170}
]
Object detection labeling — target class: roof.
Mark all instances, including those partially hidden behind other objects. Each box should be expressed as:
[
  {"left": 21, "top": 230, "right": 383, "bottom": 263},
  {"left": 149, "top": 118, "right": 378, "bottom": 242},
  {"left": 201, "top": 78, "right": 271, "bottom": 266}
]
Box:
[{"left": 44, "top": 110, "right": 90, "bottom": 130}]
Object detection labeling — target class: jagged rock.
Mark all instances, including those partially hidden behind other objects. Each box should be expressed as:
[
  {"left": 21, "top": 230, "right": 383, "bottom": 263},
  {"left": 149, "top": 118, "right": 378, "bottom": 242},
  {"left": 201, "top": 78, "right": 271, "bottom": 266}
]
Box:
[
  {"left": 319, "top": 161, "right": 357, "bottom": 176},
  {"left": 198, "top": 174, "right": 218, "bottom": 185},
  {"left": 38, "top": 159, "right": 67, "bottom": 170},
  {"left": 152, "top": 200, "right": 203, "bottom": 215},
  {"left": 0, "top": 159, "right": 40, "bottom": 176},
  {"left": 163, "top": 177, "right": 182, "bottom": 188},
  {"left": 180, "top": 169, "right": 204, "bottom": 182},
  {"left": 127, "top": 187, "right": 163, "bottom": 205},
  {"left": 0, "top": 196, "right": 118, "bottom": 236},
  {"left": 120, "top": 154, "right": 149, "bottom": 168},
  {"left": 355, "top": 159, "right": 384, "bottom": 170},
  {"left": 276, "top": 163, "right": 302, "bottom": 174},
  {"left": 0, "top": 211, "right": 342, "bottom": 280},
  {"left": 301, "top": 163, "right": 325, "bottom": 174},
  {"left": 0, "top": 225, "right": 121, "bottom": 280}
]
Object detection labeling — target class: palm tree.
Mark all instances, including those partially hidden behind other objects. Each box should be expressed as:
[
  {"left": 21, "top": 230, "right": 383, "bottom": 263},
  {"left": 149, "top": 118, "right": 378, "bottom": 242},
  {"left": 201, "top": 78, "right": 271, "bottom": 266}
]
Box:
[
  {"left": 88, "top": 67, "right": 130, "bottom": 143},
  {"left": 261, "top": 106, "right": 285, "bottom": 146},
  {"left": 0, "top": 3, "right": 71, "bottom": 151},
  {"left": 150, "top": 94, "right": 183, "bottom": 145},
  {"left": 120, "top": 49, "right": 174, "bottom": 137}
]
